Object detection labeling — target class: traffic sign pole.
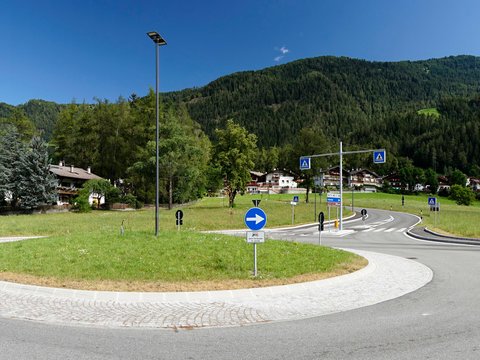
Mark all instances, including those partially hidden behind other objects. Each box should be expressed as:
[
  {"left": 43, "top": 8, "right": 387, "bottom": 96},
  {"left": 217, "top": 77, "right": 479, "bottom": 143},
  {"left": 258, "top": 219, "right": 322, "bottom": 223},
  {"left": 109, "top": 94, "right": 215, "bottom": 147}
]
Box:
[
  {"left": 244, "top": 208, "right": 267, "bottom": 277},
  {"left": 253, "top": 243, "right": 257, "bottom": 277}
]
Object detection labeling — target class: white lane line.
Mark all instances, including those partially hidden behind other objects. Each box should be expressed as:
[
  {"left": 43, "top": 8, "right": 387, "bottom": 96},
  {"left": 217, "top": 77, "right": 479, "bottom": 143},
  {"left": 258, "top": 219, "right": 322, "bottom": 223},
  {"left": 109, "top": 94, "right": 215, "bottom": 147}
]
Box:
[
  {"left": 385, "top": 228, "right": 397, "bottom": 233},
  {"left": 373, "top": 228, "right": 385, "bottom": 232},
  {"left": 397, "top": 228, "right": 407, "bottom": 232}
]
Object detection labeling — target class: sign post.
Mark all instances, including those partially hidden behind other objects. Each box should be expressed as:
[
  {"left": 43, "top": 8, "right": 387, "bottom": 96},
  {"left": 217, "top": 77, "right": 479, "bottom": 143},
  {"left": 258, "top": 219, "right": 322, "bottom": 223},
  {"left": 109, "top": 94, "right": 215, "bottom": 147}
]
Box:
[
  {"left": 175, "top": 210, "right": 183, "bottom": 231},
  {"left": 290, "top": 201, "right": 297, "bottom": 224},
  {"left": 244, "top": 208, "right": 267, "bottom": 277},
  {"left": 428, "top": 197, "right": 437, "bottom": 227},
  {"left": 318, "top": 211, "right": 324, "bottom": 245},
  {"left": 361, "top": 208, "right": 367, "bottom": 225}
]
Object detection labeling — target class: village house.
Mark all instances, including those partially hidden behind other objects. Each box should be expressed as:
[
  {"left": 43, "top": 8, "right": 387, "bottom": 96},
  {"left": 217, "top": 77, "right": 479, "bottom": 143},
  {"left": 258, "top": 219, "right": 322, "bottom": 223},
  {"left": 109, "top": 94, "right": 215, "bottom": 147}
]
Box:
[
  {"left": 247, "top": 169, "right": 304, "bottom": 194},
  {"left": 348, "top": 168, "right": 382, "bottom": 192},
  {"left": 49, "top": 162, "right": 104, "bottom": 206},
  {"left": 467, "top": 177, "right": 480, "bottom": 192},
  {"left": 318, "top": 167, "right": 382, "bottom": 192}
]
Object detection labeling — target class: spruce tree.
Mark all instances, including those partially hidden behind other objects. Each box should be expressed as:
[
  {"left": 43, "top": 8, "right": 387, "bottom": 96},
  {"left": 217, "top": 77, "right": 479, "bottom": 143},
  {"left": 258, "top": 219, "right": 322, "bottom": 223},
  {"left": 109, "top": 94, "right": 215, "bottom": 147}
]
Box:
[
  {"left": 0, "top": 125, "right": 24, "bottom": 206},
  {"left": 17, "top": 136, "right": 58, "bottom": 210}
]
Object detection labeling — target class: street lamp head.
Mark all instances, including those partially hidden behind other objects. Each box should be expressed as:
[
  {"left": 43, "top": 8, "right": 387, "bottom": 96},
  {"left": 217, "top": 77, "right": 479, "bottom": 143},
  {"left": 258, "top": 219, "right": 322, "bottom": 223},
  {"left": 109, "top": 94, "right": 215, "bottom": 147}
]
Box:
[{"left": 147, "top": 31, "right": 167, "bottom": 46}]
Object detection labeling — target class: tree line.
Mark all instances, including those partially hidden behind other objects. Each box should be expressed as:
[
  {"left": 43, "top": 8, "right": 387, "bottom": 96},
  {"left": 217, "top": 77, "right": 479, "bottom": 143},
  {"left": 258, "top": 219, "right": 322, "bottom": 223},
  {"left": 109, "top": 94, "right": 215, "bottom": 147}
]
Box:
[{"left": 2, "top": 55, "right": 480, "bottom": 208}]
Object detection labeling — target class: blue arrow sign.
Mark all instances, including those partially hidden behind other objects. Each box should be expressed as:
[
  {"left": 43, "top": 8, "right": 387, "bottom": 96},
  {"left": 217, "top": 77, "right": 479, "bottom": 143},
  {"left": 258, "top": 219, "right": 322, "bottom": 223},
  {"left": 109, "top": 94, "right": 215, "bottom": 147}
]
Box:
[
  {"left": 373, "top": 150, "right": 386, "bottom": 164},
  {"left": 244, "top": 207, "right": 267, "bottom": 231},
  {"left": 299, "top": 157, "right": 311, "bottom": 170},
  {"left": 428, "top": 197, "right": 437, "bottom": 206}
]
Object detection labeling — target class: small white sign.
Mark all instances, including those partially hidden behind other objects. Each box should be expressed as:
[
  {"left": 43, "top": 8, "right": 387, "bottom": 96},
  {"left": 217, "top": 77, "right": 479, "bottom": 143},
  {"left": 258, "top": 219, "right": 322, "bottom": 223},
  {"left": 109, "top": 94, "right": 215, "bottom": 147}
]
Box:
[
  {"left": 290, "top": 201, "right": 298, "bottom": 206},
  {"left": 246, "top": 231, "right": 265, "bottom": 243}
]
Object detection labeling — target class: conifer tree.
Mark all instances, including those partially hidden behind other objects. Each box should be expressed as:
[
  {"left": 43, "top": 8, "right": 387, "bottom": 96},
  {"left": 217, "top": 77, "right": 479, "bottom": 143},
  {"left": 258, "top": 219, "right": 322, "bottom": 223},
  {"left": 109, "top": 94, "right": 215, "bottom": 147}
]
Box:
[
  {"left": 0, "top": 125, "right": 25, "bottom": 207},
  {"left": 16, "top": 136, "right": 58, "bottom": 210}
]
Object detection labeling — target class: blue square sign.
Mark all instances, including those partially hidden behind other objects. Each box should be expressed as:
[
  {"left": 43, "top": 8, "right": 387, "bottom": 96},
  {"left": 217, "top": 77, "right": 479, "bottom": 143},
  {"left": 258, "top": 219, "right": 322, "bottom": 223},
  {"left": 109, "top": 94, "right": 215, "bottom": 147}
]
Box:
[
  {"left": 300, "top": 157, "right": 311, "bottom": 170},
  {"left": 373, "top": 150, "right": 386, "bottom": 164}
]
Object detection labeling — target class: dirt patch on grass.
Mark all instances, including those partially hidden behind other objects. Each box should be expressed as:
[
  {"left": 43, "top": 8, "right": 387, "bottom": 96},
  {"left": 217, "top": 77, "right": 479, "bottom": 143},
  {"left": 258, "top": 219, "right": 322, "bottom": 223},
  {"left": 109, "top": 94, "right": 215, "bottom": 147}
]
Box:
[{"left": 0, "top": 258, "right": 367, "bottom": 292}]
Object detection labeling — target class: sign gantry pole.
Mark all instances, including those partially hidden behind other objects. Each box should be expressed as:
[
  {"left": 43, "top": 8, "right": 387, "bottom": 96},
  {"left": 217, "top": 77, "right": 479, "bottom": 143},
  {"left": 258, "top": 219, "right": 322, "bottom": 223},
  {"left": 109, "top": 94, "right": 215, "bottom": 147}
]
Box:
[{"left": 300, "top": 143, "right": 386, "bottom": 232}]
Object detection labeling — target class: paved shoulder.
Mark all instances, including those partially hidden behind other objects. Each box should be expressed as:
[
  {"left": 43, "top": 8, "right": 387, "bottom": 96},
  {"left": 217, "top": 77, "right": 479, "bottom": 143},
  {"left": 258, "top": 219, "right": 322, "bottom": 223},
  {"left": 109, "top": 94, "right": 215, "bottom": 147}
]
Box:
[{"left": 0, "top": 249, "right": 432, "bottom": 329}]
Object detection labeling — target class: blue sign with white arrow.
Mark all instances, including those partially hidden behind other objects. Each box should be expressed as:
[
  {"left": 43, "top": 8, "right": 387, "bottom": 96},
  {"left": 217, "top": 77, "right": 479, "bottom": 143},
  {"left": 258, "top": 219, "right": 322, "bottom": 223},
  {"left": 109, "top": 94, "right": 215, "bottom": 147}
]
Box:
[
  {"left": 299, "top": 157, "right": 311, "bottom": 170},
  {"left": 373, "top": 150, "right": 386, "bottom": 164},
  {"left": 244, "top": 207, "right": 267, "bottom": 231}
]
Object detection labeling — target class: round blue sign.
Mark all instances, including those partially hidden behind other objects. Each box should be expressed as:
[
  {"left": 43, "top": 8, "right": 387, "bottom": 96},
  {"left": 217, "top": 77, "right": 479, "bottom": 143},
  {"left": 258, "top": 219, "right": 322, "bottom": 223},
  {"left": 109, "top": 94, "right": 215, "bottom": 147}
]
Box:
[{"left": 244, "top": 207, "right": 267, "bottom": 231}]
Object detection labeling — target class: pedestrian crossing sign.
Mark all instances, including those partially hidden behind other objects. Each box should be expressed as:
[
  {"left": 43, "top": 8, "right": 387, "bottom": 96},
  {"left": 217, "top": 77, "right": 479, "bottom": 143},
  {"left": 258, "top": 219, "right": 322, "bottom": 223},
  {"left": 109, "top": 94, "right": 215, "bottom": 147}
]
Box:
[
  {"left": 300, "top": 157, "right": 311, "bottom": 170},
  {"left": 373, "top": 150, "right": 386, "bottom": 164},
  {"left": 428, "top": 197, "right": 437, "bottom": 206}
]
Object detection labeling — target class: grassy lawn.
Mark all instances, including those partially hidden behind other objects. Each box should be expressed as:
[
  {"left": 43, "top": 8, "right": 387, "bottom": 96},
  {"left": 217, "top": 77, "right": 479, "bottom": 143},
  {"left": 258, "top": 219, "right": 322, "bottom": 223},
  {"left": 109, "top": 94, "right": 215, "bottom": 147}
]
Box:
[
  {"left": 0, "top": 194, "right": 361, "bottom": 291},
  {"left": 2, "top": 191, "right": 477, "bottom": 290}
]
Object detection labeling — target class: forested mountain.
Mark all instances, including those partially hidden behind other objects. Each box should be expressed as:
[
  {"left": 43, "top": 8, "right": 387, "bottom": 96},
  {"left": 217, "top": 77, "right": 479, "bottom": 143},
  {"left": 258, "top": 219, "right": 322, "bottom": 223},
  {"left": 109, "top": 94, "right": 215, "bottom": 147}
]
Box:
[
  {"left": 166, "top": 55, "right": 480, "bottom": 148},
  {"left": 0, "top": 100, "right": 64, "bottom": 141},
  {"left": 2, "top": 55, "right": 480, "bottom": 177},
  {"left": 21, "top": 100, "right": 64, "bottom": 140}
]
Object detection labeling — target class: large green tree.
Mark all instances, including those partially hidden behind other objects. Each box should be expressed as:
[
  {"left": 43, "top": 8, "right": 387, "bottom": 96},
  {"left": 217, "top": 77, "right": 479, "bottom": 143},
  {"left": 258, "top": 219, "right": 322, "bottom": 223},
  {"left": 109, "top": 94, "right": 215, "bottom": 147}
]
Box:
[
  {"left": 212, "top": 119, "right": 257, "bottom": 207},
  {"left": 288, "top": 125, "right": 331, "bottom": 203},
  {"left": 424, "top": 168, "right": 439, "bottom": 194},
  {"left": 16, "top": 136, "right": 58, "bottom": 210},
  {"left": 0, "top": 125, "right": 26, "bottom": 207},
  {"left": 158, "top": 106, "right": 211, "bottom": 209},
  {"left": 126, "top": 102, "right": 211, "bottom": 207}
]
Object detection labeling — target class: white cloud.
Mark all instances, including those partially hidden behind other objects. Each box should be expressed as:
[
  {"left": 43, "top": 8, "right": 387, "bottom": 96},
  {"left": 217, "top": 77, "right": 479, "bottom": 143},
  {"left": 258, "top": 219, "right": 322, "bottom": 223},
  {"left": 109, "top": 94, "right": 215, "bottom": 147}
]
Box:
[{"left": 273, "top": 46, "right": 290, "bottom": 62}]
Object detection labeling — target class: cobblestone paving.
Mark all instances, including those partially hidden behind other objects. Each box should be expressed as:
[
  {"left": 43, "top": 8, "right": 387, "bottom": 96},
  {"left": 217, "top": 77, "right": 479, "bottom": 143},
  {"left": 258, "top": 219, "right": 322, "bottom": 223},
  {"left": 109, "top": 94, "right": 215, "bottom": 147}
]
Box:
[{"left": 0, "top": 248, "right": 433, "bottom": 329}]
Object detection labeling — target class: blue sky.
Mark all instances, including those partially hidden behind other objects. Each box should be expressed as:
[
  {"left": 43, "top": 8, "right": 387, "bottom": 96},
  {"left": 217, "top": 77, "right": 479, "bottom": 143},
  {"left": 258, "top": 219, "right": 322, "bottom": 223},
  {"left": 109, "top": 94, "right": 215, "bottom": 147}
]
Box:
[{"left": 2, "top": 0, "right": 480, "bottom": 105}]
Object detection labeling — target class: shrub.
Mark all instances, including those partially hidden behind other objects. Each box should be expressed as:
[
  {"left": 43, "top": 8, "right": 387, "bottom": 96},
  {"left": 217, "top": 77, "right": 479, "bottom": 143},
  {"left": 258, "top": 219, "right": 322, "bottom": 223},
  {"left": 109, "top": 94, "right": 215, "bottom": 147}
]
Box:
[
  {"left": 71, "top": 194, "right": 92, "bottom": 213},
  {"left": 121, "top": 194, "right": 137, "bottom": 208},
  {"left": 449, "top": 185, "right": 475, "bottom": 205}
]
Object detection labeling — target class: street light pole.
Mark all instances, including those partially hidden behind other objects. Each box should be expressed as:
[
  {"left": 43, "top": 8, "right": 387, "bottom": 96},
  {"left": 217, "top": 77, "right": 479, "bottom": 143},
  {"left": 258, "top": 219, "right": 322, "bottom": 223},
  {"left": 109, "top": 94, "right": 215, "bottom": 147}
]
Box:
[{"left": 147, "top": 31, "right": 167, "bottom": 237}]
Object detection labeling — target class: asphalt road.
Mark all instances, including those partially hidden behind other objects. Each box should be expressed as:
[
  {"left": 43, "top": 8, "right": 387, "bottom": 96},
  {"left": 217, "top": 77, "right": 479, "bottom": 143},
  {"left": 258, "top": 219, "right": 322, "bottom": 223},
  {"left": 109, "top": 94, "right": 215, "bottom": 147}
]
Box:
[{"left": 2, "top": 208, "right": 480, "bottom": 359}]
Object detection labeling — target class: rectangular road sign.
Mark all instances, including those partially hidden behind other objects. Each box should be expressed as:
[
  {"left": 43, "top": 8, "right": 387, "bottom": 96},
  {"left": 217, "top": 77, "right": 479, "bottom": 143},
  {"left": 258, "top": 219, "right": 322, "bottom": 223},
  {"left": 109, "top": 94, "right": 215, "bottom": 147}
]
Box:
[
  {"left": 327, "top": 192, "right": 341, "bottom": 207},
  {"left": 373, "top": 150, "right": 386, "bottom": 164},
  {"left": 300, "top": 157, "right": 311, "bottom": 170},
  {"left": 428, "top": 197, "right": 437, "bottom": 206},
  {"left": 246, "top": 231, "right": 265, "bottom": 243}
]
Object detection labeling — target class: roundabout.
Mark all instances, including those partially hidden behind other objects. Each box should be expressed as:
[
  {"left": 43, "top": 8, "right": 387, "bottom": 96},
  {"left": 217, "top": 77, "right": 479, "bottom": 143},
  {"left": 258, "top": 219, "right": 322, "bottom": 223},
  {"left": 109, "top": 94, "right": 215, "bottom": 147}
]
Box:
[{"left": 0, "top": 247, "right": 431, "bottom": 329}]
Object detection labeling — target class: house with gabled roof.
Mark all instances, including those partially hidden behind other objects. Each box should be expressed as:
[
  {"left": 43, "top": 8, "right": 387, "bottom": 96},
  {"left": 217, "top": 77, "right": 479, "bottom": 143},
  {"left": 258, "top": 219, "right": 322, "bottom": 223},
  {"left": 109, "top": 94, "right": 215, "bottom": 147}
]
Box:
[
  {"left": 348, "top": 168, "right": 382, "bottom": 191},
  {"left": 49, "top": 161, "right": 104, "bottom": 205}
]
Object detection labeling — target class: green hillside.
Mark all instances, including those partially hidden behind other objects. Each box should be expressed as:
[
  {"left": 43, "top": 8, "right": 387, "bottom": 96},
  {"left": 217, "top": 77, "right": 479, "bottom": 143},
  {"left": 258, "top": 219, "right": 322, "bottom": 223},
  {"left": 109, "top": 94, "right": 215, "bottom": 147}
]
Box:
[
  {"left": 167, "top": 55, "right": 480, "bottom": 147},
  {"left": 2, "top": 55, "right": 480, "bottom": 175}
]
